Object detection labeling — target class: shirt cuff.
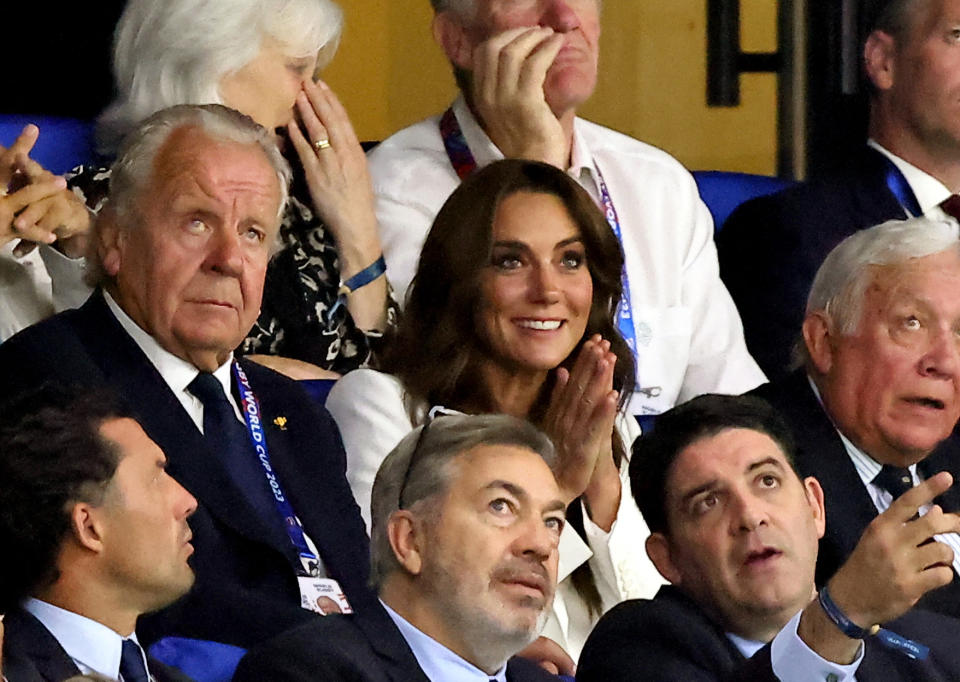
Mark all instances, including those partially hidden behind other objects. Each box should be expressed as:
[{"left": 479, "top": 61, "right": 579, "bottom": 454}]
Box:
[
  {"left": 39, "top": 244, "right": 90, "bottom": 311},
  {"left": 770, "top": 610, "right": 863, "bottom": 682}
]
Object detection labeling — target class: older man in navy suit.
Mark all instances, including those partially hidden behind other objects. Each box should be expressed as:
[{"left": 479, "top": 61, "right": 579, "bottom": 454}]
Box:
[
  {"left": 0, "top": 104, "right": 373, "bottom": 648},
  {"left": 751, "top": 217, "right": 960, "bottom": 618}
]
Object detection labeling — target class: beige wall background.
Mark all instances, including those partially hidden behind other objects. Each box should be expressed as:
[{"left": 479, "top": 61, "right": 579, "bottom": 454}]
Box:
[{"left": 324, "top": 0, "right": 779, "bottom": 174}]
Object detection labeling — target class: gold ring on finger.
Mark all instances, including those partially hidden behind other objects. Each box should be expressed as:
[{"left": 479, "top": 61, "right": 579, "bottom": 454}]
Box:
[{"left": 313, "top": 138, "right": 331, "bottom": 151}]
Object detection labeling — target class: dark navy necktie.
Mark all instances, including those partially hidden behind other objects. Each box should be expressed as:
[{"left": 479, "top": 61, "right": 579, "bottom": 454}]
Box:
[
  {"left": 120, "top": 639, "right": 149, "bottom": 682},
  {"left": 873, "top": 465, "right": 915, "bottom": 500},
  {"left": 940, "top": 194, "right": 960, "bottom": 221},
  {"left": 187, "top": 371, "right": 277, "bottom": 522}
]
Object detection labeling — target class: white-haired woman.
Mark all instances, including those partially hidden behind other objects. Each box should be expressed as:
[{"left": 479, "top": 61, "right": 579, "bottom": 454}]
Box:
[{"left": 65, "top": 0, "right": 394, "bottom": 378}]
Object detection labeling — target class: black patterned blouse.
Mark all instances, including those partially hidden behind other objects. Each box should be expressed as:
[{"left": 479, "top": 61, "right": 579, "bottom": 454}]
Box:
[{"left": 68, "top": 165, "right": 397, "bottom": 374}]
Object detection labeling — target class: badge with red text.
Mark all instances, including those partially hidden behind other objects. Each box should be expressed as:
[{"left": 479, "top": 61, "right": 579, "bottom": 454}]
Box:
[{"left": 298, "top": 576, "right": 353, "bottom": 615}]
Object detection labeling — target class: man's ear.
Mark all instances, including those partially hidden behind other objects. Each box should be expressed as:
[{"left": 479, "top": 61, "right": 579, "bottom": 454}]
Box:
[
  {"left": 803, "top": 476, "right": 827, "bottom": 539},
  {"left": 645, "top": 533, "right": 682, "bottom": 585},
  {"left": 432, "top": 11, "right": 474, "bottom": 70},
  {"left": 96, "top": 206, "right": 124, "bottom": 278},
  {"left": 70, "top": 502, "right": 107, "bottom": 554},
  {"left": 864, "top": 30, "right": 897, "bottom": 92},
  {"left": 387, "top": 511, "right": 424, "bottom": 576},
  {"left": 802, "top": 312, "right": 834, "bottom": 375}
]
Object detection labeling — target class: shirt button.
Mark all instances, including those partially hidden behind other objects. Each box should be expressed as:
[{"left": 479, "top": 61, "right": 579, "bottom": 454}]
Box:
[{"left": 825, "top": 674, "right": 839, "bottom": 682}]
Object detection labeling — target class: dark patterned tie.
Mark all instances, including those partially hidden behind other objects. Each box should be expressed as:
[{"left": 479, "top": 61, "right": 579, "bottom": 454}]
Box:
[
  {"left": 120, "top": 639, "right": 149, "bottom": 682},
  {"left": 872, "top": 465, "right": 914, "bottom": 501},
  {"left": 187, "top": 371, "right": 277, "bottom": 522},
  {"left": 940, "top": 194, "right": 960, "bottom": 221}
]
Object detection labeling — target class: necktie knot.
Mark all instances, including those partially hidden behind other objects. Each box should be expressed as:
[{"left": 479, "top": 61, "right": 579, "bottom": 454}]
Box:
[
  {"left": 188, "top": 372, "right": 229, "bottom": 406},
  {"left": 872, "top": 464, "right": 914, "bottom": 500},
  {"left": 120, "top": 638, "right": 149, "bottom": 682}
]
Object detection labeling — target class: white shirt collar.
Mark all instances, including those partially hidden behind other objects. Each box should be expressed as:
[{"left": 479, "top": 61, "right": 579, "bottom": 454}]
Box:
[
  {"left": 23, "top": 598, "right": 143, "bottom": 679},
  {"left": 725, "top": 631, "right": 766, "bottom": 659},
  {"left": 381, "top": 600, "right": 508, "bottom": 682},
  {"left": 867, "top": 139, "right": 953, "bottom": 215},
  {"left": 103, "top": 290, "right": 235, "bottom": 428}
]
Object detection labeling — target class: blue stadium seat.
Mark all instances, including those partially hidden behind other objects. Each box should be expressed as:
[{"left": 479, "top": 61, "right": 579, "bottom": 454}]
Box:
[
  {"left": 692, "top": 170, "right": 795, "bottom": 232},
  {"left": 0, "top": 114, "right": 97, "bottom": 175},
  {"left": 149, "top": 637, "right": 247, "bottom": 682}
]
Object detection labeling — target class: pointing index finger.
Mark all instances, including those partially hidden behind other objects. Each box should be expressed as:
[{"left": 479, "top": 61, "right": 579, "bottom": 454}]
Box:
[{"left": 889, "top": 471, "right": 953, "bottom": 523}]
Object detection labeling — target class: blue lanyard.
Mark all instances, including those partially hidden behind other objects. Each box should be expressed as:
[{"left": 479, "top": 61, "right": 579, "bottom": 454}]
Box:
[
  {"left": 438, "top": 106, "right": 638, "bottom": 351},
  {"left": 232, "top": 362, "right": 319, "bottom": 577},
  {"left": 882, "top": 157, "right": 922, "bottom": 217}
]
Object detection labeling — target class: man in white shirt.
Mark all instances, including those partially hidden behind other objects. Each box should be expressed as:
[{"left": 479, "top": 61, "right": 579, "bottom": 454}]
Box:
[
  {"left": 578, "top": 393, "right": 960, "bottom": 681},
  {"left": 719, "top": 0, "right": 960, "bottom": 379},
  {"left": 0, "top": 104, "right": 376, "bottom": 648},
  {"left": 0, "top": 384, "right": 196, "bottom": 682},
  {"left": 235, "top": 414, "right": 566, "bottom": 681},
  {"left": 368, "top": 0, "right": 765, "bottom": 416},
  {"left": 753, "top": 216, "right": 960, "bottom": 618}
]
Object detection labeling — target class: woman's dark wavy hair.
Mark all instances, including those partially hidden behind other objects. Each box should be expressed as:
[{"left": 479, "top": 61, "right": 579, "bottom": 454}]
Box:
[
  {"left": 385, "top": 158, "right": 636, "bottom": 420},
  {"left": 384, "top": 159, "right": 636, "bottom": 616}
]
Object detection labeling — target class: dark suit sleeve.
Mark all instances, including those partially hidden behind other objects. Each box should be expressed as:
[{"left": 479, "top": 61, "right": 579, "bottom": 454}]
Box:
[
  {"left": 576, "top": 598, "right": 778, "bottom": 682},
  {"left": 717, "top": 193, "right": 811, "bottom": 382}
]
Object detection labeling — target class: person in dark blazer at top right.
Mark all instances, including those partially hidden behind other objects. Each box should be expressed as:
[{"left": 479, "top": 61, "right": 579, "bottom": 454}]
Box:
[
  {"left": 718, "top": 0, "right": 960, "bottom": 379},
  {"left": 750, "top": 217, "right": 960, "bottom": 618}
]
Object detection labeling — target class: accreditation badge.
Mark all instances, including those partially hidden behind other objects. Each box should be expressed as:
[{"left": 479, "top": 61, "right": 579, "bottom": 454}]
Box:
[{"left": 298, "top": 576, "right": 353, "bottom": 615}]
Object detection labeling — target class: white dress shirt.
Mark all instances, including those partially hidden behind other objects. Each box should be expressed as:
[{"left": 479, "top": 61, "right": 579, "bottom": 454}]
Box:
[
  {"left": 327, "top": 368, "right": 665, "bottom": 661},
  {"left": 368, "top": 97, "right": 766, "bottom": 416},
  {"left": 23, "top": 598, "right": 149, "bottom": 680},
  {"left": 381, "top": 600, "right": 507, "bottom": 682},
  {"left": 0, "top": 243, "right": 89, "bottom": 342},
  {"left": 726, "top": 610, "right": 862, "bottom": 682}
]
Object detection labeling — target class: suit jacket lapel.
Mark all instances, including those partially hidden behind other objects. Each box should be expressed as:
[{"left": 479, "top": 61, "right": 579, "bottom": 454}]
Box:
[
  {"left": 854, "top": 146, "right": 912, "bottom": 222},
  {"left": 779, "top": 373, "right": 880, "bottom": 562},
  {"left": 352, "top": 604, "right": 432, "bottom": 682},
  {"left": 71, "top": 293, "right": 296, "bottom": 559},
  {"left": 3, "top": 609, "right": 81, "bottom": 682}
]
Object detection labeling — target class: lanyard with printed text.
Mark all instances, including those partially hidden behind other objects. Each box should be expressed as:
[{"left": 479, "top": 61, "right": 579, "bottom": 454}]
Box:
[
  {"left": 233, "top": 362, "right": 319, "bottom": 577},
  {"left": 439, "top": 106, "right": 638, "bottom": 352}
]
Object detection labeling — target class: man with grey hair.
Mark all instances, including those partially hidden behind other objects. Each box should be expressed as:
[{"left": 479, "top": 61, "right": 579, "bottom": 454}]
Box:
[
  {"left": 0, "top": 104, "right": 374, "bottom": 649},
  {"left": 235, "top": 413, "right": 564, "bottom": 681},
  {"left": 750, "top": 216, "right": 960, "bottom": 617},
  {"left": 720, "top": 0, "right": 960, "bottom": 380},
  {"left": 368, "top": 0, "right": 765, "bottom": 418}
]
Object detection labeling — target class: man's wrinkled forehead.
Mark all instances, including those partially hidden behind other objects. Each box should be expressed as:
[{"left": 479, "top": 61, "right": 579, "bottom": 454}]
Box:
[{"left": 145, "top": 127, "right": 280, "bottom": 213}]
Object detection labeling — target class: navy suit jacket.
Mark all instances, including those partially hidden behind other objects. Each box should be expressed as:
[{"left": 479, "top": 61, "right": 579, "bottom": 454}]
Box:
[
  {"left": 1, "top": 608, "right": 193, "bottom": 682},
  {"left": 577, "top": 585, "right": 960, "bottom": 681},
  {"left": 751, "top": 371, "right": 960, "bottom": 617},
  {"left": 0, "top": 293, "right": 375, "bottom": 648},
  {"left": 233, "top": 598, "right": 559, "bottom": 682},
  {"left": 717, "top": 146, "right": 908, "bottom": 380}
]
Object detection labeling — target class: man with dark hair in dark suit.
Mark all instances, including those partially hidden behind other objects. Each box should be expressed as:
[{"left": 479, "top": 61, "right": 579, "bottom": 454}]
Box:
[
  {"left": 0, "top": 104, "right": 373, "bottom": 649},
  {"left": 578, "top": 394, "right": 960, "bottom": 682},
  {"left": 0, "top": 384, "right": 195, "bottom": 682},
  {"left": 718, "top": 0, "right": 960, "bottom": 380},
  {"left": 751, "top": 218, "right": 960, "bottom": 618},
  {"left": 235, "top": 414, "right": 563, "bottom": 681}
]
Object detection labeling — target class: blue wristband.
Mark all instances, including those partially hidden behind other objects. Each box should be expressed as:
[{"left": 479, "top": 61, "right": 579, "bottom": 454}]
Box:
[
  {"left": 818, "top": 586, "right": 929, "bottom": 660},
  {"left": 327, "top": 255, "right": 387, "bottom": 321}
]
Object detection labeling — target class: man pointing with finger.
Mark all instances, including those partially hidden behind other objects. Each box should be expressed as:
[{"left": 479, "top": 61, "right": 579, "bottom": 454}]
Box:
[
  {"left": 369, "top": 0, "right": 765, "bottom": 417},
  {"left": 578, "top": 394, "right": 960, "bottom": 681}
]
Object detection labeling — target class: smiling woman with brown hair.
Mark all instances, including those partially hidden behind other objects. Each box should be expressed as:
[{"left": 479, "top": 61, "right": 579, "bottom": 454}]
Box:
[{"left": 327, "top": 158, "right": 664, "bottom": 664}]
